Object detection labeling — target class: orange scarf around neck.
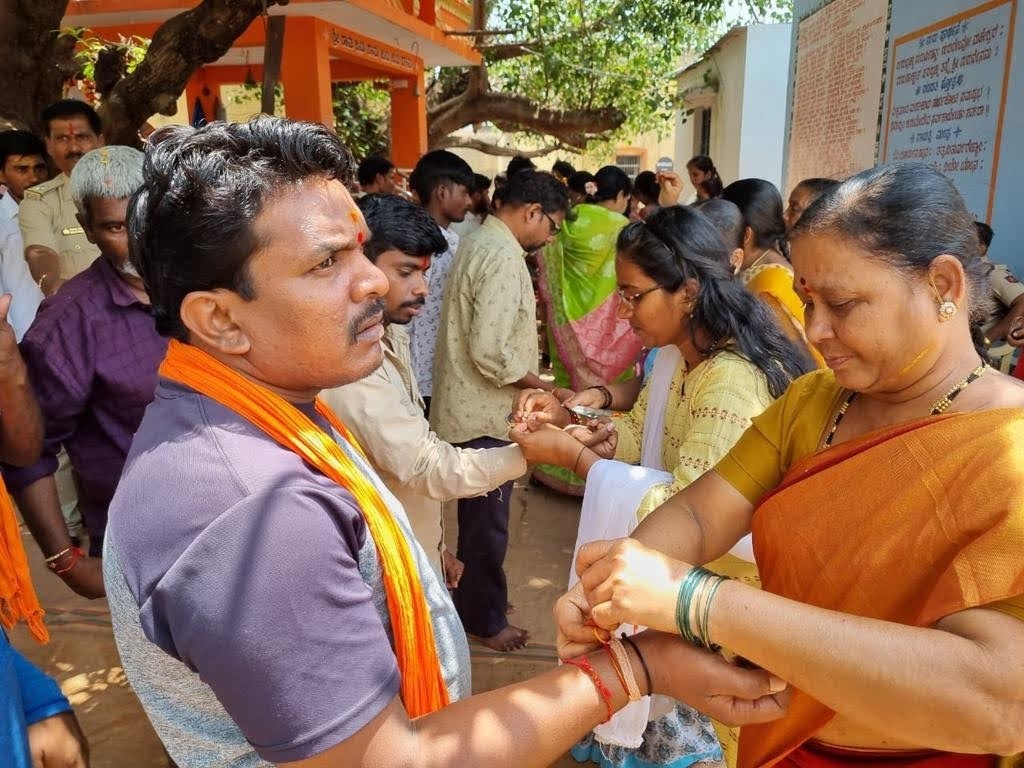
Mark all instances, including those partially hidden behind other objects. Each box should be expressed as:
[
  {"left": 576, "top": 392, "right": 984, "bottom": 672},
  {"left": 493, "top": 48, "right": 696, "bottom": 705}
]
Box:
[
  {"left": 159, "top": 339, "right": 449, "bottom": 717},
  {"left": 0, "top": 476, "right": 48, "bottom": 643}
]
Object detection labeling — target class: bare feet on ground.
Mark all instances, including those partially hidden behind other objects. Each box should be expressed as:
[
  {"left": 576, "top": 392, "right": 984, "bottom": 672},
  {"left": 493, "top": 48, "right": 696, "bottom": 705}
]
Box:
[{"left": 469, "top": 625, "right": 530, "bottom": 652}]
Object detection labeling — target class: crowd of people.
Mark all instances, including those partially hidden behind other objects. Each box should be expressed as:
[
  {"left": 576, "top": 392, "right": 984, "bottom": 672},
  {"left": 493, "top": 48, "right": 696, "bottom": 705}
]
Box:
[{"left": 0, "top": 100, "right": 1021, "bottom": 768}]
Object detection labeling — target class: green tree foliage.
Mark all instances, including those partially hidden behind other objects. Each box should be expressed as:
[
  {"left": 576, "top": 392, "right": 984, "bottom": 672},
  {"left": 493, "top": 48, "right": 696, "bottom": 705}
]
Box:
[
  {"left": 332, "top": 82, "right": 391, "bottom": 161},
  {"left": 430, "top": 0, "right": 792, "bottom": 154}
]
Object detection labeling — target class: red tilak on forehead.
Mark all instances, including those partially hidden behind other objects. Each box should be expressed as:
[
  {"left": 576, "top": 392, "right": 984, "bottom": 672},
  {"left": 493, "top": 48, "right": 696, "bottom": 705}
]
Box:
[
  {"left": 356, "top": 230, "right": 365, "bottom": 245},
  {"left": 419, "top": 256, "right": 430, "bottom": 271}
]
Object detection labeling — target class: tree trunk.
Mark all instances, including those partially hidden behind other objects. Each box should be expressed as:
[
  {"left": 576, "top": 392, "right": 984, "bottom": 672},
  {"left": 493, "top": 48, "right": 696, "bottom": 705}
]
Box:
[
  {"left": 99, "top": 0, "right": 287, "bottom": 146},
  {"left": 0, "top": 0, "right": 76, "bottom": 133}
]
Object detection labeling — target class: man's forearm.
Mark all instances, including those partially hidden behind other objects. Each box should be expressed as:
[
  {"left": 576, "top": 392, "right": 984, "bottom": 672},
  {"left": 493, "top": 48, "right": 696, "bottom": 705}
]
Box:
[
  {"left": 987, "top": 295, "right": 1024, "bottom": 341},
  {"left": 0, "top": 368, "right": 43, "bottom": 466},
  {"left": 12, "top": 475, "right": 72, "bottom": 558},
  {"left": 24, "top": 245, "right": 61, "bottom": 293}
]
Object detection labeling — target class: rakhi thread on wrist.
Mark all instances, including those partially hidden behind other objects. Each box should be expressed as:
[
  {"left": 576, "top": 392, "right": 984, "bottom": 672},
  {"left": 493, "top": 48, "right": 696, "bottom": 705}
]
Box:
[
  {"left": 563, "top": 655, "right": 614, "bottom": 722},
  {"left": 591, "top": 629, "right": 643, "bottom": 702},
  {"left": 620, "top": 635, "right": 653, "bottom": 696},
  {"left": 51, "top": 546, "right": 84, "bottom": 575}
]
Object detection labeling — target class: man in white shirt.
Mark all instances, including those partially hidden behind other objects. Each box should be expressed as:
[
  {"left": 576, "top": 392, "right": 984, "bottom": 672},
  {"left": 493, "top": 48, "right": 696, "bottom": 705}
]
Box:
[
  {"left": 321, "top": 194, "right": 528, "bottom": 585},
  {"left": 0, "top": 130, "right": 47, "bottom": 339},
  {"left": 407, "top": 150, "right": 474, "bottom": 416}
]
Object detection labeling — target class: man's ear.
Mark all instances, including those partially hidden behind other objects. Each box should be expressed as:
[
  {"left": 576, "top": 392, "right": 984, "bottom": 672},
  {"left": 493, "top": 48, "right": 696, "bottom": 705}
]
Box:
[{"left": 179, "top": 290, "right": 252, "bottom": 357}]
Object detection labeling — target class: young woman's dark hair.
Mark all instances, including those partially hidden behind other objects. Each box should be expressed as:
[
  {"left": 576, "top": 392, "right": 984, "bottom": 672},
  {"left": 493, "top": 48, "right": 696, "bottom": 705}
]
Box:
[
  {"left": 358, "top": 193, "right": 447, "bottom": 262},
  {"left": 693, "top": 198, "right": 744, "bottom": 250},
  {"left": 129, "top": 117, "right": 354, "bottom": 340},
  {"left": 686, "top": 154, "right": 719, "bottom": 177},
  {"left": 698, "top": 176, "right": 723, "bottom": 199},
  {"left": 721, "top": 178, "right": 789, "bottom": 258},
  {"left": 617, "top": 205, "right": 813, "bottom": 396},
  {"left": 633, "top": 171, "right": 660, "bottom": 205},
  {"left": 552, "top": 160, "right": 576, "bottom": 181},
  {"left": 794, "top": 161, "right": 991, "bottom": 355},
  {"left": 587, "top": 165, "right": 632, "bottom": 204}
]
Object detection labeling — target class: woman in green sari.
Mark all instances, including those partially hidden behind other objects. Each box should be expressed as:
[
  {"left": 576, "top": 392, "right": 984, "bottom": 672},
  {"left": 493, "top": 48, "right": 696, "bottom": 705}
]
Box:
[{"left": 535, "top": 165, "right": 643, "bottom": 495}]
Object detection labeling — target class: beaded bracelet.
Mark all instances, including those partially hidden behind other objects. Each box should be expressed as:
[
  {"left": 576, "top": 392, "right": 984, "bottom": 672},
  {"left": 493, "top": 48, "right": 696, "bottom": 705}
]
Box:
[{"left": 564, "top": 655, "right": 613, "bottom": 722}]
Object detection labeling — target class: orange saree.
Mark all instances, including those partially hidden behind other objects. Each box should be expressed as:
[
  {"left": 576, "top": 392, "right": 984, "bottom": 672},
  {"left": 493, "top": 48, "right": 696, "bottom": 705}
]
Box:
[{"left": 740, "top": 409, "right": 1024, "bottom": 768}]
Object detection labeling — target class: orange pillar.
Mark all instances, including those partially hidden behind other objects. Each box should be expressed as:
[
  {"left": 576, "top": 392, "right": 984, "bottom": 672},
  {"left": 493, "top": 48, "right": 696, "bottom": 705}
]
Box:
[
  {"left": 390, "top": 64, "right": 428, "bottom": 169},
  {"left": 185, "top": 69, "right": 219, "bottom": 126},
  {"left": 281, "top": 16, "right": 334, "bottom": 128}
]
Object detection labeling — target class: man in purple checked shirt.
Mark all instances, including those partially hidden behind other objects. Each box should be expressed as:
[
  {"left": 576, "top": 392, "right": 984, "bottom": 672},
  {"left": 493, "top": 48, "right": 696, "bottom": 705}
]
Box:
[{"left": 3, "top": 145, "right": 166, "bottom": 599}]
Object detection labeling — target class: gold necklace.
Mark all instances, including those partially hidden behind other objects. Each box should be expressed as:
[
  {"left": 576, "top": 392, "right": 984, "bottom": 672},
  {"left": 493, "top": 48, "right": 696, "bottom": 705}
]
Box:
[
  {"left": 823, "top": 361, "right": 988, "bottom": 448},
  {"left": 745, "top": 248, "right": 772, "bottom": 271}
]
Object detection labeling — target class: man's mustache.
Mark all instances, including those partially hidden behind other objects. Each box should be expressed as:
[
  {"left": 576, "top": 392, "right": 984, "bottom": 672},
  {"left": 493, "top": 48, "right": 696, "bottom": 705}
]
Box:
[
  {"left": 400, "top": 298, "right": 426, "bottom": 310},
  {"left": 349, "top": 298, "right": 386, "bottom": 341}
]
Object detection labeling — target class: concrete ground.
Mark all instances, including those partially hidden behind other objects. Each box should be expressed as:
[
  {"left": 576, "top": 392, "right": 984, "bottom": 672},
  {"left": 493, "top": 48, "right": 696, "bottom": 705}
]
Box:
[{"left": 8, "top": 476, "right": 585, "bottom": 767}]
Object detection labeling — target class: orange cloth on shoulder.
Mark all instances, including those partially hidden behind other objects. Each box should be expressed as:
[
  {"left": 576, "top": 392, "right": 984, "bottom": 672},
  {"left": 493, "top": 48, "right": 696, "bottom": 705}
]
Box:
[
  {"left": 741, "top": 409, "right": 1024, "bottom": 768},
  {"left": 0, "top": 476, "right": 47, "bottom": 643},
  {"left": 159, "top": 339, "right": 449, "bottom": 717}
]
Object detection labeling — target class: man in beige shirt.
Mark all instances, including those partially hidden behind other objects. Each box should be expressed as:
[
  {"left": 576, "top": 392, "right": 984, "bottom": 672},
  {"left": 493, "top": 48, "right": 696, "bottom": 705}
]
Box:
[
  {"left": 20, "top": 100, "right": 104, "bottom": 295},
  {"left": 321, "top": 194, "right": 528, "bottom": 587},
  {"left": 430, "top": 170, "right": 569, "bottom": 651}
]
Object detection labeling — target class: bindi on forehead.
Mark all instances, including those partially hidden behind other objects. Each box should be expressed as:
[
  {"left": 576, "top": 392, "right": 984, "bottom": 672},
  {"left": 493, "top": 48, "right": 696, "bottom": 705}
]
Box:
[{"left": 419, "top": 256, "right": 430, "bottom": 271}]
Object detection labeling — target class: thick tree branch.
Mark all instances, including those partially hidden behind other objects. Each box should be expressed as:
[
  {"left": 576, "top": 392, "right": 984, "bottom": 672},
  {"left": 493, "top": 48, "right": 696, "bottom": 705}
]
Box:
[
  {"left": 432, "top": 135, "right": 577, "bottom": 158},
  {"left": 428, "top": 89, "right": 623, "bottom": 149},
  {"left": 99, "top": 0, "right": 288, "bottom": 146},
  {"left": 0, "top": 0, "right": 77, "bottom": 132}
]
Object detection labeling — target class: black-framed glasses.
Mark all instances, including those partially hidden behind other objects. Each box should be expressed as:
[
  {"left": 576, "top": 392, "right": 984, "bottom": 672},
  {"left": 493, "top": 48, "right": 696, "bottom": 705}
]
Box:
[
  {"left": 616, "top": 284, "right": 662, "bottom": 309},
  {"left": 542, "top": 211, "right": 561, "bottom": 236}
]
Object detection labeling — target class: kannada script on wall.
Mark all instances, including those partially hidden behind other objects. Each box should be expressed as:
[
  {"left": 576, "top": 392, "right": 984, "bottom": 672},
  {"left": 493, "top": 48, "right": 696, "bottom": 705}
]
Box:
[
  {"left": 882, "top": 0, "right": 1016, "bottom": 220},
  {"left": 787, "top": 0, "right": 888, "bottom": 192}
]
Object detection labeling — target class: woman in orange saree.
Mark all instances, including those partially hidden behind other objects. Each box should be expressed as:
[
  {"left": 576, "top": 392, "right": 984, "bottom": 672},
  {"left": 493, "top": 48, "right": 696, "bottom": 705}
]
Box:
[{"left": 552, "top": 163, "right": 1024, "bottom": 767}]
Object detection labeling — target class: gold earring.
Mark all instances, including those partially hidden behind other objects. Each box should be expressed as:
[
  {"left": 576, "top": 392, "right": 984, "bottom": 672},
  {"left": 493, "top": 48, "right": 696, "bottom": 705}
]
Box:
[{"left": 938, "top": 299, "right": 957, "bottom": 322}]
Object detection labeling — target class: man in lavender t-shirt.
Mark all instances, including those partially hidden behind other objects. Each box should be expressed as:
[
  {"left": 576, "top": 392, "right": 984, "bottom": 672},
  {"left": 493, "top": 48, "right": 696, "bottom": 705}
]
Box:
[
  {"left": 4, "top": 146, "right": 166, "bottom": 599},
  {"left": 104, "top": 119, "right": 791, "bottom": 768}
]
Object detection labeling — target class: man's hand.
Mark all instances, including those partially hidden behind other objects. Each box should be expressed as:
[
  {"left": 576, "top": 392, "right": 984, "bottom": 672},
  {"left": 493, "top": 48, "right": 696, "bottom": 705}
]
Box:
[
  {"left": 27, "top": 710, "right": 90, "bottom": 767},
  {"left": 59, "top": 556, "right": 106, "bottom": 600},
  {"left": 441, "top": 550, "right": 464, "bottom": 590},
  {"left": 554, "top": 581, "right": 603, "bottom": 659},
  {"left": 657, "top": 171, "right": 685, "bottom": 207},
  {"left": 510, "top": 389, "right": 568, "bottom": 429}
]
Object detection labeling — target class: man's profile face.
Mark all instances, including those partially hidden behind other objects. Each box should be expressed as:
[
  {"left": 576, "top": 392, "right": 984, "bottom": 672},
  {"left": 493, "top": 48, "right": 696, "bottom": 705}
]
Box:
[
  {"left": 0, "top": 154, "right": 47, "bottom": 202},
  {"left": 46, "top": 116, "right": 102, "bottom": 176},
  {"left": 231, "top": 177, "right": 388, "bottom": 394},
  {"left": 78, "top": 196, "right": 130, "bottom": 271},
  {"left": 377, "top": 172, "right": 398, "bottom": 196},
  {"left": 376, "top": 248, "right": 429, "bottom": 325},
  {"left": 440, "top": 183, "right": 472, "bottom": 223}
]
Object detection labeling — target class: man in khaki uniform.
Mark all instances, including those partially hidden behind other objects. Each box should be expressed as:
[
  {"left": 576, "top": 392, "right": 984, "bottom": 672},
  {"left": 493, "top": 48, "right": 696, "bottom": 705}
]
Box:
[
  {"left": 975, "top": 221, "right": 1024, "bottom": 346},
  {"left": 20, "top": 100, "right": 104, "bottom": 296},
  {"left": 321, "top": 194, "right": 527, "bottom": 585}
]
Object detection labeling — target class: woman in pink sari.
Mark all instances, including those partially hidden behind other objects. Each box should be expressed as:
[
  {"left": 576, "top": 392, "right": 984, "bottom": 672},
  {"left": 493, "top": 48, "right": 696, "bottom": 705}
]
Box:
[{"left": 535, "top": 165, "right": 644, "bottom": 494}]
